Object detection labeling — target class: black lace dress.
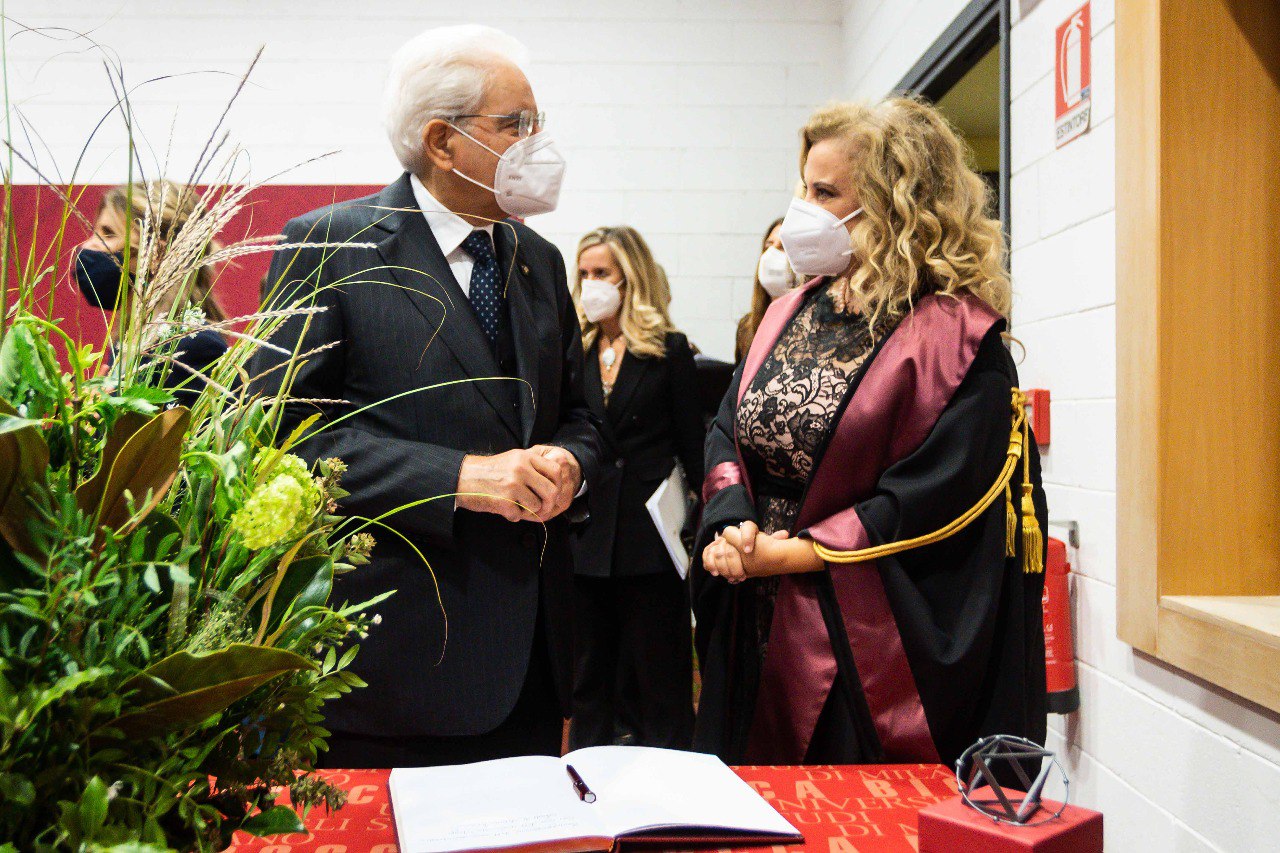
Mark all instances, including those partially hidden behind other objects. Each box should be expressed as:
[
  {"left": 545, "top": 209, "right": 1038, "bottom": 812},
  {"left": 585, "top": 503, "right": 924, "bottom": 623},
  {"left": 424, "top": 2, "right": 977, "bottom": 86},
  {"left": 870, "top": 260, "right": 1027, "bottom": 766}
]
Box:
[{"left": 729, "top": 280, "right": 890, "bottom": 760}]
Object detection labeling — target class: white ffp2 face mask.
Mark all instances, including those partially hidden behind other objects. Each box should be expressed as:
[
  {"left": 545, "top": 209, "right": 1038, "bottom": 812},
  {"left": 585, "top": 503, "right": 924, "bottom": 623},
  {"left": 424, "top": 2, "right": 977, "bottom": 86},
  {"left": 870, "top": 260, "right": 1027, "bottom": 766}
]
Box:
[
  {"left": 450, "top": 125, "right": 566, "bottom": 217},
  {"left": 778, "top": 197, "right": 863, "bottom": 277},
  {"left": 757, "top": 246, "right": 798, "bottom": 298},
  {"left": 579, "top": 278, "right": 622, "bottom": 322}
]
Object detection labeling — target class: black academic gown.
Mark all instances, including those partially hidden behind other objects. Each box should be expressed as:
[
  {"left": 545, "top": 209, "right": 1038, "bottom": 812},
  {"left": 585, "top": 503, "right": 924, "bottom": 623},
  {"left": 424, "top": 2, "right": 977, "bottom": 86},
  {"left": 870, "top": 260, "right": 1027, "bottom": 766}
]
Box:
[{"left": 693, "top": 287, "right": 1047, "bottom": 770}]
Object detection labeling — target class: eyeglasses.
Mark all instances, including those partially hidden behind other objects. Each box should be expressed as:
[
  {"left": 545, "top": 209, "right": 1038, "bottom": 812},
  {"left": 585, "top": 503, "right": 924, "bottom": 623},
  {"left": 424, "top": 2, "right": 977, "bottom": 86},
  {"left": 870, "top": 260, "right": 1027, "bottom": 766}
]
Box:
[{"left": 449, "top": 109, "right": 546, "bottom": 139}]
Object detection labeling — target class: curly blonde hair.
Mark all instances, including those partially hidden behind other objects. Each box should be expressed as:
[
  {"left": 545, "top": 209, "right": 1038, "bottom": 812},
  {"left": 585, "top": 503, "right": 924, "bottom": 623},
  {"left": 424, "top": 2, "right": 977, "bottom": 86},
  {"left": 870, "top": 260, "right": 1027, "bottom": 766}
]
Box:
[
  {"left": 800, "top": 96, "right": 1010, "bottom": 328},
  {"left": 574, "top": 225, "right": 674, "bottom": 359}
]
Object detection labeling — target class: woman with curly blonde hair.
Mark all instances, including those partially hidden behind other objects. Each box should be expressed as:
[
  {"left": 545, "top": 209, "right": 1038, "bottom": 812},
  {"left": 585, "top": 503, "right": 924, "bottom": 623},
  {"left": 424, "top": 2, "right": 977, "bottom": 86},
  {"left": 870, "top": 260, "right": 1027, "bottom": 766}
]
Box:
[
  {"left": 693, "top": 97, "right": 1047, "bottom": 767},
  {"left": 568, "top": 225, "right": 705, "bottom": 750}
]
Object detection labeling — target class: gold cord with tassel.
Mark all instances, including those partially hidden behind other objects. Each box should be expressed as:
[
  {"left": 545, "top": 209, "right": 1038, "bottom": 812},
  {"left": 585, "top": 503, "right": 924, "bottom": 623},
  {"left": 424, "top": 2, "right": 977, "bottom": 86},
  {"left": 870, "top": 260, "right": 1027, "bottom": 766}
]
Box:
[
  {"left": 1005, "top": 481, "right": 1018, "bottom": 558},
  {"left": 1019, "top": 410, "right": 1045, "bottom": 574},
  {"left": 813, "top": 388, "right": 1041, "bottom": 567}
]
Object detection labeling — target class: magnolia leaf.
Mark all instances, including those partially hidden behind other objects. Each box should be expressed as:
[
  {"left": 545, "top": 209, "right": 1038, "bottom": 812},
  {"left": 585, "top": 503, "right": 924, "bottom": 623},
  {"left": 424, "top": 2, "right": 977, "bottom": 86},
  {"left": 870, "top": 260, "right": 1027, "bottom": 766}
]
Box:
[
  {"left": 76, "top": 407, "right": 191, "bottom": 542},
  {"left": 111, "top": 644, "right": 315, "bottom": 738},
  {"left": 0, "top": 399, "right": 50, "bottom": 560},
  {"left": 89, "top": 411, "right": 151, "bottom": 483},
  {"left": 239, "top": 805, "right": 306, "bottom": 837},
  {"left": 0, "top": 414, "right": 42, "bottom": 436}
]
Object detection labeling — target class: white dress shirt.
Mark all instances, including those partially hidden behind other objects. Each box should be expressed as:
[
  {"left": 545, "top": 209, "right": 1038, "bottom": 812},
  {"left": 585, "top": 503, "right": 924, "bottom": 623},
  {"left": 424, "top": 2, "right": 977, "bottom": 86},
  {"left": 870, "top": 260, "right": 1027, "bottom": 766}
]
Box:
[
  {"left": 411, "top": 175, "right": 585, "bottom": 501},
  {"left": 410, "top": 173, "right": 495, "bottom": 297}
]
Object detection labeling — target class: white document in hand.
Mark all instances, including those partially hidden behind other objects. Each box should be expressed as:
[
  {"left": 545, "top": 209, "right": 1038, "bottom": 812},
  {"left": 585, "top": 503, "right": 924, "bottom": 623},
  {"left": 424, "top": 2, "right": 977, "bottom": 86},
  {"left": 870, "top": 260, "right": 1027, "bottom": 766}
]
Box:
[{"left": 645, "top": 465, "right": 690, "bottom": 579}]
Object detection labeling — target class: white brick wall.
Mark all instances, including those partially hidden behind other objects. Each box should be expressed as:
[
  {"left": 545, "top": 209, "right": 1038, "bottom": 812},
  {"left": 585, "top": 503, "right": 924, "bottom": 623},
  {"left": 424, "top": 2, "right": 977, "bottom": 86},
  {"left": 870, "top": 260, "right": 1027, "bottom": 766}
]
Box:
[
  {"left": 4, "top": 0, "right": 847, "bottom": 361},
  {"left": 1008, "top": 1, "right": 1280, "bottom": 850},
  {"left": 843, "top": 1, "right": 1280, "bottom": 850}
]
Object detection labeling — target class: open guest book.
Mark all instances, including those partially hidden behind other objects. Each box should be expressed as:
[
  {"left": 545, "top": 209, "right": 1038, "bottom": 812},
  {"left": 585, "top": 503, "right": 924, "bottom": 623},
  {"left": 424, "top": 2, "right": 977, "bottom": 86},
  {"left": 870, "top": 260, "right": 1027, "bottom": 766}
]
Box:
[{"left": 388, "top": 746, "right": 804, "bottom": 852}]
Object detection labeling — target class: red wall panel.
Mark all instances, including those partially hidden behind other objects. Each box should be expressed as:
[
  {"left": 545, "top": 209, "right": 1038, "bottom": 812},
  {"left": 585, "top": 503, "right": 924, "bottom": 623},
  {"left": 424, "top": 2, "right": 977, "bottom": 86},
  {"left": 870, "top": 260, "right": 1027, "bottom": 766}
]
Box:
[{"left": 6, "top": 183, "right": 383, "bottom": 366}]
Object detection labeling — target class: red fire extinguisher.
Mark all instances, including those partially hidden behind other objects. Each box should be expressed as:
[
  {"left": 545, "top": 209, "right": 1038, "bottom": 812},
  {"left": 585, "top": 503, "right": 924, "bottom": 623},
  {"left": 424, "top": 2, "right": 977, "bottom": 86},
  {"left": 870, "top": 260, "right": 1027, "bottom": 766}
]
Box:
[{"left": 1043, "top": 536, "right": 1080, "bottom": 713}]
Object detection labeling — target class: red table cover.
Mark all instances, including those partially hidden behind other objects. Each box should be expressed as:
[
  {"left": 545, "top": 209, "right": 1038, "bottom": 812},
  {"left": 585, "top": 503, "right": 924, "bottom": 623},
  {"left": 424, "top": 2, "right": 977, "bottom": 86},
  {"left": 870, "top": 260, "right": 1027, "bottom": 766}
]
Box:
[{"left": 224, "top": 763, "right": 957, "bottom": 852}]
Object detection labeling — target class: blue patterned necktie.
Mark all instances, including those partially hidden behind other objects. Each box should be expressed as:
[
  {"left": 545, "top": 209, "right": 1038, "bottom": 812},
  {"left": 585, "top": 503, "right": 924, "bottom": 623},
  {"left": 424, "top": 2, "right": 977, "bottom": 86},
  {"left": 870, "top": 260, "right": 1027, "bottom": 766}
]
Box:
[{"left": 462, "top": 229, "right": 503, "bottom": 350}]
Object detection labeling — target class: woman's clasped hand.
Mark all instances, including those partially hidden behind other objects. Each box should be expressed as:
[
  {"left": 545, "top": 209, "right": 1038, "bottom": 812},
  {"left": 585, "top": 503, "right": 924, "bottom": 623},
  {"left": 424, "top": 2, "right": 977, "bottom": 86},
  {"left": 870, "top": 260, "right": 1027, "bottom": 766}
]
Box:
[{"left": 701, "top": 521, "right": 823, "bottom": 583}]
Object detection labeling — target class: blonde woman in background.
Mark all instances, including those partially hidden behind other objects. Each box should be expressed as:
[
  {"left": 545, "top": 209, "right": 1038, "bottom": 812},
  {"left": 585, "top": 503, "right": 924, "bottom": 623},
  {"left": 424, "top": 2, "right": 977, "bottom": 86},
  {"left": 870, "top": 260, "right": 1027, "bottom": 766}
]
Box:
[
  {"left": 734, "top": 216, "right": 799, "bottom": 362},
  {"left": 569, "top": 225, "right": 705, "bottom": 750},
  {"left": 694, "top": 97, "right": 1047, "bottom": 768},
  {"left": 74, "top": 180, "right": 228, "bottom": 406}
]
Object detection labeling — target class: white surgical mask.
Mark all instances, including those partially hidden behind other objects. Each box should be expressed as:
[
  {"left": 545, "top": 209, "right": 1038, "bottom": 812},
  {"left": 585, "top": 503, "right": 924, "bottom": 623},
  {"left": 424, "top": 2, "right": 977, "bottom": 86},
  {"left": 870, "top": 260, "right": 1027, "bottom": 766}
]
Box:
[
  {"left": 757, "top": 246, "right": 797, "bottom": 298},
  {"left": 580, "top": 278, "right": 622, "bottom": 322},
  {"left": 778, "top": 197, "right": 863, "bottom": 277},
  {"left": 450, "top": 125, "right": 566, "bottom": 217}
]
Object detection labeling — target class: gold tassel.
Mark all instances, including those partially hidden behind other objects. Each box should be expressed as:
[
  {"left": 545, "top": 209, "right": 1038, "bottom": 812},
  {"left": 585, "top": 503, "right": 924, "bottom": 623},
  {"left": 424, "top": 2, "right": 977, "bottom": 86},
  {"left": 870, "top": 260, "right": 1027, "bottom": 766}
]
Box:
[
  {"left": 1004, "top": 481, "right": 1018, "bottom": 558},
  {"left": 1020, "top": 487, "right": 1044, "bottom": 574},
  {"left": 1017, "top": 402, "right": 1043, "bottom": 574}
]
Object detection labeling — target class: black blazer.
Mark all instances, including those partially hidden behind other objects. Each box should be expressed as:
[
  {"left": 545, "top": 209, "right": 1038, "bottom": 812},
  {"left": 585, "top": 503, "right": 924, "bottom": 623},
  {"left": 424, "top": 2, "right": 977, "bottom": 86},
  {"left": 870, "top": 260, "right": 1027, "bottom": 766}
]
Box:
[
  {"left": 573, "top": 332, "right": 705, "bottom": 578},
  {"left": 165, "top": 328, "right": 228, "bottom": 408},
  {"left": 249, "top": 174, "right": 603, "bottom": 738}
]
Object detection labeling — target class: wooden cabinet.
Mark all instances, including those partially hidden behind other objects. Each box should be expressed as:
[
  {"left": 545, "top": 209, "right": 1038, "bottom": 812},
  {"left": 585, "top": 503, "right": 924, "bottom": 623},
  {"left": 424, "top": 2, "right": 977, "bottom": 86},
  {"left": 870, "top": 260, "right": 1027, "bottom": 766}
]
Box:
[{"left": 1117, "top": 0, "right": 1280, "bottom": 711}]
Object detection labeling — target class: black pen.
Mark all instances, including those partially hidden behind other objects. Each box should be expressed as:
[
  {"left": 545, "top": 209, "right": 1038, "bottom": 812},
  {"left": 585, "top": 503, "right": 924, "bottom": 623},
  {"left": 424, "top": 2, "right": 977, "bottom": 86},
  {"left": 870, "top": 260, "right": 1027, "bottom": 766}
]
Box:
[{"left": 566, "top": 764, "right": 596, "bottom": 803}]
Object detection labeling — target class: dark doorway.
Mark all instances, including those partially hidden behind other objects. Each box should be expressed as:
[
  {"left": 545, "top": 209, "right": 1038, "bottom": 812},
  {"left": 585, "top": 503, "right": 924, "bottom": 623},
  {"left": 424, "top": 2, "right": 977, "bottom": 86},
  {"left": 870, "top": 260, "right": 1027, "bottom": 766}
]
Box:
[{"left": 895, "top": 0, "right": 1011, "bottom": 233}]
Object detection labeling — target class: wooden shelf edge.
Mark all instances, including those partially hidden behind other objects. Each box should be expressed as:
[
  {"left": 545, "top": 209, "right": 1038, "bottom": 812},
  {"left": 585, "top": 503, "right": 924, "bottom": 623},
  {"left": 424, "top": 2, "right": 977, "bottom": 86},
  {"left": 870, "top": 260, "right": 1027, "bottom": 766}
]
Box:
[
  {"left": 1162, "top": 596, "right": 1280, "bottom": 650},
  {"left": 1156, "top": 599, "right": 1280, "bottom": 714}
]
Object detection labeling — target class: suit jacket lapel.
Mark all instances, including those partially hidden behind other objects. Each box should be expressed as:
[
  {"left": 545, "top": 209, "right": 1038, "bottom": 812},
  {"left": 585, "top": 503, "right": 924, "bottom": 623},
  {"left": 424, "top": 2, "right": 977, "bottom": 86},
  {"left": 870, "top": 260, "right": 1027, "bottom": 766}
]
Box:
[
  {"left": 494, "top": 223, "right": 540, "bottom": 445},
  {"left": 372, "top": 175, "right": 521, "bottom": 440},
  {"left": 606, "top": 348, "right": 648, "bottom": 424}
]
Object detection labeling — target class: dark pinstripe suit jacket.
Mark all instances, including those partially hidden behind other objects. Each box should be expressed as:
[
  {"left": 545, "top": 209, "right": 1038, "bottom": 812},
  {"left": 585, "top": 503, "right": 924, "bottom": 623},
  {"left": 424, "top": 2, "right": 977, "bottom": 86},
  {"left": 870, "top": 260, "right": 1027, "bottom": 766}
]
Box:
[{"left": 250, "top": 173, "right": 602, "bottom": 738}]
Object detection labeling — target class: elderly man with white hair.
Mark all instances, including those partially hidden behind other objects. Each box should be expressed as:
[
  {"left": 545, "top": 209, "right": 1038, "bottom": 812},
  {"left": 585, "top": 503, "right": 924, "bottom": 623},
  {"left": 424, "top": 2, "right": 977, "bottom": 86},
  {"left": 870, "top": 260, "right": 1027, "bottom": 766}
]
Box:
[{"left": 251, "top": 25, "right": 603, "bottom": 767}]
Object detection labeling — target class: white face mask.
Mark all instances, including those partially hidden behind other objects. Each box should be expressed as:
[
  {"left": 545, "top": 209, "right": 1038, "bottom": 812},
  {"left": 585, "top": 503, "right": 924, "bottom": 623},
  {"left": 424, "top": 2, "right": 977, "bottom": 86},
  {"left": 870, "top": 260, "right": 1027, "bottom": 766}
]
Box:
[
  {"left": 757, "top": 246, "right": 798, "bottom": 298},
  {"left": 778, "top": 197, "right": 863, "bottom": 277},
  {"left": 579, "top": 278, "right": 622, "bottom": 323},
  {"left": 449, "top": 124, "right": 566, "bottom": 217}
]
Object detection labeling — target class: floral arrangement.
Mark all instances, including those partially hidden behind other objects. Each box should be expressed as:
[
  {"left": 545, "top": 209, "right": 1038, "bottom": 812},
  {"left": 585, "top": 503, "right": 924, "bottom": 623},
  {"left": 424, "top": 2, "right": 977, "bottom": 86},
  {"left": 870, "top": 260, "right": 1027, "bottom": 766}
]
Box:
[{"left": 0, "top": 31, "right": 401, "bottom": 853}]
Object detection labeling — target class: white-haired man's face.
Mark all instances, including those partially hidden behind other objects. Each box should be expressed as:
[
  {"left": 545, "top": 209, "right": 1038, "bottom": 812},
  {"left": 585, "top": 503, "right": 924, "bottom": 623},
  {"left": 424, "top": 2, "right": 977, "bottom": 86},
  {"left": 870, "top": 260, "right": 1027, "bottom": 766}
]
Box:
[{"left": 421, "top": 60, "right": 538, "bottom": 223}]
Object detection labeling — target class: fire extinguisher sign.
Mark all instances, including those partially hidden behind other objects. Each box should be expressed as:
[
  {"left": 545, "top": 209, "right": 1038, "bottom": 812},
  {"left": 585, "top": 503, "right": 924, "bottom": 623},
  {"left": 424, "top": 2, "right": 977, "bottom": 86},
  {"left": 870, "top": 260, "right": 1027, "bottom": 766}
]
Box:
[{"left": 1054, "top": 2, "right": 1092, "bottom": 148}]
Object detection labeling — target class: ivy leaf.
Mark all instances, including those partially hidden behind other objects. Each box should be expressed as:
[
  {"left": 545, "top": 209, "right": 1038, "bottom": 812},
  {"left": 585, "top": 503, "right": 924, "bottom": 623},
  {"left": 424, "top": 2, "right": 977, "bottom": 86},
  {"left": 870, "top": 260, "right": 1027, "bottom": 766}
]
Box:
[
  {"left": 239, "top": 805, "right": 306, "bottom": 836},
  {"left": 14, "top": 667, "right": 110, "bottom": 730},
  {"left": 79, "top": 775, "right": 110, "bottom": 837},
  {"left": 0, "top": 773, "right": 35, "bottom": 806}
]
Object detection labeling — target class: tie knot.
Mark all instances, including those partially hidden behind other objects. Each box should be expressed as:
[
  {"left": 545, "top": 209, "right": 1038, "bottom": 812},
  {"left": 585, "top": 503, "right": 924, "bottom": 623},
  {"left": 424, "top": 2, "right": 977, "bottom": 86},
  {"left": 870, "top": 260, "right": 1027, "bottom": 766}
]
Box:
[{"left": 462, "top": 229, "right": 496, "bottom": 263}]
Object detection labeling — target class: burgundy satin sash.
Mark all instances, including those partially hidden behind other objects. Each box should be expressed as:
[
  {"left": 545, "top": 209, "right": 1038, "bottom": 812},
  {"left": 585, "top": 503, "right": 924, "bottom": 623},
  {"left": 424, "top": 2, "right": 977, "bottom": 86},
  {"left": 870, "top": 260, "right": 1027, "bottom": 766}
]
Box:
[
  {"left": 702, "top": 461, "right": 744, "bottom": 503},
  {"left": 741, "top": 292, "right": 1000, "bottom": 763}
]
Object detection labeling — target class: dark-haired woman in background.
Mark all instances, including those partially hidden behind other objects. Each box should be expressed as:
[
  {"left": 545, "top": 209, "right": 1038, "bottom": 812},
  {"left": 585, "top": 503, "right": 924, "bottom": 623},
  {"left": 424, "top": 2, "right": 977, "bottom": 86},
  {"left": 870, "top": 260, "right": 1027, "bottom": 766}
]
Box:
[{"left": 569, "top": 225, "right": 705, "bottom": 750}]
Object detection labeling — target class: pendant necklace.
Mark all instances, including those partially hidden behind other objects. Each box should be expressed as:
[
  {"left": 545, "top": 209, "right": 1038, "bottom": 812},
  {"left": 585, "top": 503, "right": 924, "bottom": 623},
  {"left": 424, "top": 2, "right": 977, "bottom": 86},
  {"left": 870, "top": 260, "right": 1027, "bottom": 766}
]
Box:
[{"left": 601, "top": 346, "right": 617, "bottom": 369}]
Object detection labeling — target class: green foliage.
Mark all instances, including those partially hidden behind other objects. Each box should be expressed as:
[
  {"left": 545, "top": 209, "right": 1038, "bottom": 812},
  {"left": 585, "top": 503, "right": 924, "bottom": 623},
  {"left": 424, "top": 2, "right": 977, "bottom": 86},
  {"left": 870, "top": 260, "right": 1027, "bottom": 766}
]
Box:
[
  {"left": 0, "top": 133, "right": 389, "bottom": 853},
  {"left": 0, "top": 25, "right": 462, "bottom": 850},
  {"left": 0, "top": 319, "right": 384, "bottom": 849}
]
